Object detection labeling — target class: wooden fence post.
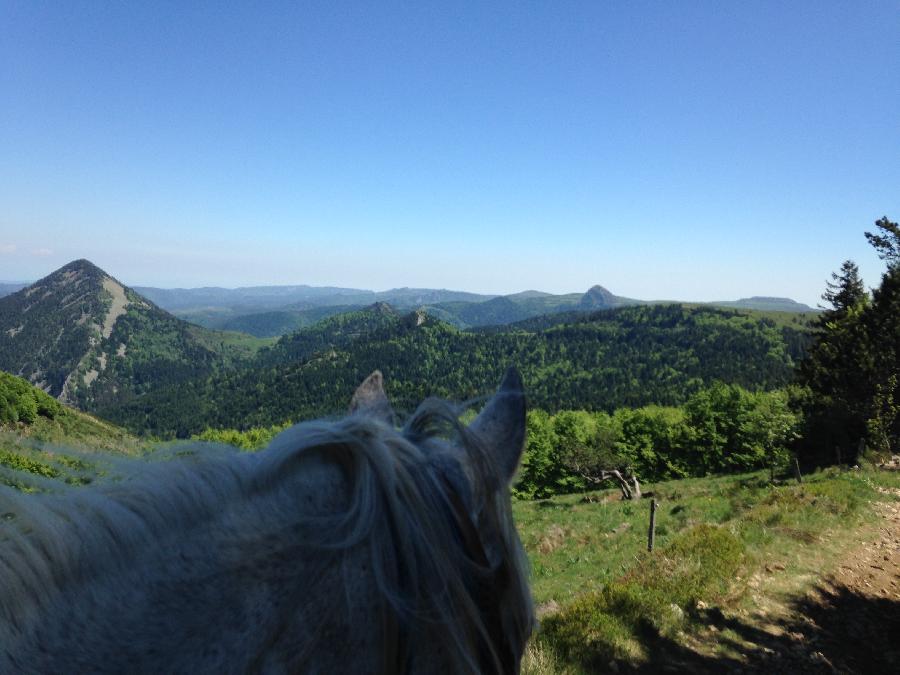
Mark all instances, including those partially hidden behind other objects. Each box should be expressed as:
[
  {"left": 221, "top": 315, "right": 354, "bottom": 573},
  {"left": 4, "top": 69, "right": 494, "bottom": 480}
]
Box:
[
  {"left": 648, "top": 499, "right": 658, "bottom": 552},
  {"left": 793, "top": 458, "right": 803, "bottom": 484},
  {"left": 836, "top": 445, "right": 842, "bottom": 467}
]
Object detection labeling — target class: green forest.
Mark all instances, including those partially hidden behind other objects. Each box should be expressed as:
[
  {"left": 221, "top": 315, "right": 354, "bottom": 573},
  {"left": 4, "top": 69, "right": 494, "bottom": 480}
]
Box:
[{"left": 96, "top": 302, "right": 809, "bottom": 438}]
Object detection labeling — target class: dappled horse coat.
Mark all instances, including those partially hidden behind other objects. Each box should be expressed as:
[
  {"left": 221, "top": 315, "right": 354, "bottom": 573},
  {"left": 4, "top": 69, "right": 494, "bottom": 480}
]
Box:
[{"left": 0, "top": 369, "right": 534, "bottom": 674}]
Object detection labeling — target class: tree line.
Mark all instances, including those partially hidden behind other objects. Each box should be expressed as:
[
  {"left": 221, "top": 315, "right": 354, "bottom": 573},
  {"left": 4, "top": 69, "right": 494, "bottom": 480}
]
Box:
[{"left": 514, "top": 383, "right": 797, "bottom": 498}]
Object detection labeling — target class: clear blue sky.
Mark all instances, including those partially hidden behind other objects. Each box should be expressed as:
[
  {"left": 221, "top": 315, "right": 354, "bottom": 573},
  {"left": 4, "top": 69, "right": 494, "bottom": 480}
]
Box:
[{"left": 2, "top": 2, "right": 898, "bottom": 305}]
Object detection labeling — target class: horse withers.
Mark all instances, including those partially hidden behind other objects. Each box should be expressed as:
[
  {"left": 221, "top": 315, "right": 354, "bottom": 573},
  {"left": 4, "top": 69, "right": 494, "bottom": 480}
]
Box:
[{"left": 0, "top": 368, "right": 534, "bottom": 673}]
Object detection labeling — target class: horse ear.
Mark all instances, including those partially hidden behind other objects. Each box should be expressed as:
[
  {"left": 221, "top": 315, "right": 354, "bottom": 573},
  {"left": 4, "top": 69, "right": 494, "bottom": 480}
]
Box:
[
  {"left": 349, "top": 370, "right": 395, "bottom": 424},
  {"left": 469, "top": 367, "right": 527, "bottom": 483}
]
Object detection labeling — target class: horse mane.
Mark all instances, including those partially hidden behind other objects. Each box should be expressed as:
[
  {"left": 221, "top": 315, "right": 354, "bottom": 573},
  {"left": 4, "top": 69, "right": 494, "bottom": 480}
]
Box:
[{"left": 0, "top": 399, "right": 533, "bottom": 674}]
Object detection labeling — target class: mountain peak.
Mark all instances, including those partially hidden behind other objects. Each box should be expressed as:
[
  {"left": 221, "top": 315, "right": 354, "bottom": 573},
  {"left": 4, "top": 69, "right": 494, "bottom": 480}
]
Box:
[
  {"left": 579, "top": 285, "right": 617, "bottom": 309},
  {"left": 53, "top": 258, "right": 107, "bottom": 278},
  {"left": 0, "top": 260, "right": 235, "bottom": 409},
  {"left": 712, "top": 297, "right": 817, "bottom": 313},
  {"left": 63, "top": 258, "right": 102, "bottom": 271}
]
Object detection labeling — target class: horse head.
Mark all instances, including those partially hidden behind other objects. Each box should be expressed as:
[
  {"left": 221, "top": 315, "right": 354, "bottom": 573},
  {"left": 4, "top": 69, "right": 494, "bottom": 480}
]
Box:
[{"left": 349, "top": 367, "right": 534, "bottom": 673}]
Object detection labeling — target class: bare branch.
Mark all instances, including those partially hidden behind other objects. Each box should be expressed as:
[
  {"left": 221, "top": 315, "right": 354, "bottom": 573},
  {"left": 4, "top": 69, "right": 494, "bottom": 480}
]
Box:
[{"left": 573, "top": 462, "right": 641, "bottom": 500}]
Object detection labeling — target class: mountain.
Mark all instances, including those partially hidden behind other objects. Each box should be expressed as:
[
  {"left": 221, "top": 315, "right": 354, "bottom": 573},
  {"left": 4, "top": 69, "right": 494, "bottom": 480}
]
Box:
[
  {"left": 255, "top": 302, "right": 403, "bottom": 366},
  {"left": 134, "top": 284, "right": 497, "bottom": 336},
  {"left": 419, "top": 285, "right": 641, "bottom": 329},
  {"left": 579, "top": 284, "right": 622, "bottom": 309},
  {"left": 376, "top": 287, "right": 492, "bottom": 306},
  {"left": 214, "top": 306, "right": 351, "bottom": 337},
  {"left": 100, "top": 303, "right": 812, "bottom": 437},
  {"left": 505, "top": 290, "right": 553, "bottom": 300},
  {"left": 424, "top": 297, "right": 531, "bottom": 328},
  {"left": 0, "top": 260, "right": 263, "bottom": 412},
  {"left": 135, "top": 284, "right": 493, "bottom": 314}
]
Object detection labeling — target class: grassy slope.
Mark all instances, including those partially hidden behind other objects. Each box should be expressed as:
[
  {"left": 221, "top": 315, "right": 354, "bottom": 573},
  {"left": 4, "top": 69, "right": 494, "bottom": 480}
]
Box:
[
  {"left": 0, "top": 410, "right": 145, "bottom": 487},
  {"left": 0, "top": 371, "right": 146, "bottom": 488},
  {"left": 517, "top": 467, "right": 900, "bottom": 673}
]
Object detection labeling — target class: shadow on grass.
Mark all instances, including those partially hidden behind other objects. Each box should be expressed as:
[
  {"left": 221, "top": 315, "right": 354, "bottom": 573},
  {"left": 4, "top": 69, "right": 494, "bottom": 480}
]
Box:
[{"left": 619, "top": 582, "right": 900, "bottom": 674}]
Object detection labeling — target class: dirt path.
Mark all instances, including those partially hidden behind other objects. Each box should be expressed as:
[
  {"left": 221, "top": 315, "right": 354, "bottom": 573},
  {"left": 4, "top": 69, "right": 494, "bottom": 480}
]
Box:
[
  {"left": 735, "top": 487, "right": 900, "bottom": 673},
  {"left": 642, "top": 486, "right": 900, "bottom": 674},
  {"left": 830, "top": 488, "right": 900, "bottom": 602}
]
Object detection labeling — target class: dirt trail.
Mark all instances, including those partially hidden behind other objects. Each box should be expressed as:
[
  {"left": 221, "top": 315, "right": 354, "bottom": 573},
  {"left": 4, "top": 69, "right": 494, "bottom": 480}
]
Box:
[
  {"left": 831, "top": 488, "right": 900, "bottom": 602},
  {"left": 738, "top": 487, "right": 900, "bottom": 673}
]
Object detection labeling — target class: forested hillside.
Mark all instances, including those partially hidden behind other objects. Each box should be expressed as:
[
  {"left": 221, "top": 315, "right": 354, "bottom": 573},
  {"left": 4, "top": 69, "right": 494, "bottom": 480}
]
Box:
[
  {"left": 99, "top": 303, "right": 810, "bottom": 437},
  {"left": 0, "top": 260, "right": 265, "bottom": 411},
  {"left": 0, "top": 259, "right": 817, "bottom": 443}
]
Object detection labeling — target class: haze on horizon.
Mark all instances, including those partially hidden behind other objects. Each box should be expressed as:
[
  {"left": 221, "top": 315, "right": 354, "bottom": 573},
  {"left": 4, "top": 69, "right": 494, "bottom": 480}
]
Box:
[{"left": 2, "top": 2, "right": 898, "bottom": 307}]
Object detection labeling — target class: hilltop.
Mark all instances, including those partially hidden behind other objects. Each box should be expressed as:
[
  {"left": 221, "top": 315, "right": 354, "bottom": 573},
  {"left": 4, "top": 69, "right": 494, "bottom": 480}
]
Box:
[
  {"left": 0, "top": 260, "right": 267, "bottom": 412},
  {"left": 712, "top": 296, "right": 819, "bottom": 313}
]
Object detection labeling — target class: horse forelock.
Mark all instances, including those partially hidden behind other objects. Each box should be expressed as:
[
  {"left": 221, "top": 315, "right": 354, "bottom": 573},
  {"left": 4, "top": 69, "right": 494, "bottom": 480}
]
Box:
[{"left": 0, "top": 402, "right": 532, "bottom": 674}]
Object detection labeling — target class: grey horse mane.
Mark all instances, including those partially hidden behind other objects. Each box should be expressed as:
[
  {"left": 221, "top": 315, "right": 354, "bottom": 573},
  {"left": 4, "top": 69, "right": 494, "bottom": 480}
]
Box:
[{"left": 0, "top": 397, "right": 532, "bottom": 673}]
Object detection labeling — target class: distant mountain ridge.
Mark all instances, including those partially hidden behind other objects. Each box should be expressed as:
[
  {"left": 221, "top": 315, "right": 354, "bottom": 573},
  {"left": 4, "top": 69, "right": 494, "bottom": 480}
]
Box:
[
  {"left": 134, "top": 284, "right": 493, "bottom": 312},
  {"left": 135, "top": 280, "right": 813, "bottom": 337},
  {"left": 0, "top": 283, "right": 28, "bottom": 298}
]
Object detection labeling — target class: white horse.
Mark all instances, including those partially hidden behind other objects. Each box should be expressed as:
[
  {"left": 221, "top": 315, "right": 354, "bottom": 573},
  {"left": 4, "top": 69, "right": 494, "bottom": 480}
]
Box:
[{"left": 0, "top": 368, "right": 534, "bottom": 674}]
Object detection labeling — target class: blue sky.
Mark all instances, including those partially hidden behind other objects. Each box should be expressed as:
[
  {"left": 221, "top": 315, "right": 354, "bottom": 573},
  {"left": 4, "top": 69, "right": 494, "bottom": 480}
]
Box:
[{"left": 1, "top": 2, "right": 898, "bottom": 305}]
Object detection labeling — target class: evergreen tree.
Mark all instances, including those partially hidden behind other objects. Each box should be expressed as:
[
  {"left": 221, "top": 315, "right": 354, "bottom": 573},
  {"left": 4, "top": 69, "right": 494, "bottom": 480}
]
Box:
[
  {"left": 865, "top": 216, "right": 900, "bottom": 270},
  {"left": 821, "top": 260, "right": 866, "bottom": 319},
  {"left": 798, "top": 217, "right": 900, "bottom": 463},
  {"left": 862, "top": 251, "right": 900, "bottom": 453}
]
